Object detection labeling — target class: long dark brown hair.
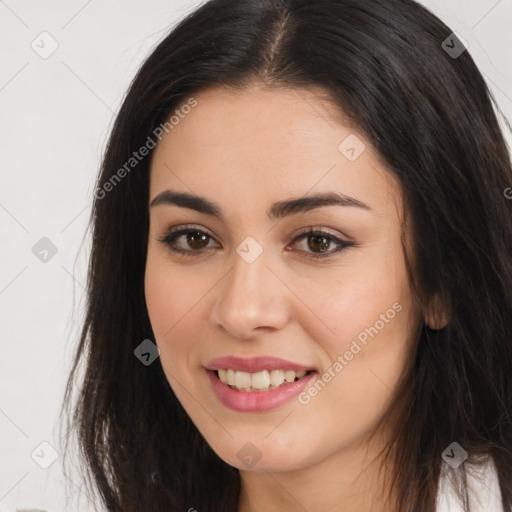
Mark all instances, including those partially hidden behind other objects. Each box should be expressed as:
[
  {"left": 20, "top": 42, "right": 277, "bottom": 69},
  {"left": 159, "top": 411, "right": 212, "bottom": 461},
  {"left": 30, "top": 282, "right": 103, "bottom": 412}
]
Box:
[{"left": 59, "top": 0, "right": 512, "bottom": 510}]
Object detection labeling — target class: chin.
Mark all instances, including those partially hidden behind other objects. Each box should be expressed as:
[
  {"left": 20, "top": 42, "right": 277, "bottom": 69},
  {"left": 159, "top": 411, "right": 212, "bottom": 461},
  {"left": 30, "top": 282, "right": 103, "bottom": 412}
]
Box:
[{"left": 209, "top": 437, "right": 310, "bottom": 473}]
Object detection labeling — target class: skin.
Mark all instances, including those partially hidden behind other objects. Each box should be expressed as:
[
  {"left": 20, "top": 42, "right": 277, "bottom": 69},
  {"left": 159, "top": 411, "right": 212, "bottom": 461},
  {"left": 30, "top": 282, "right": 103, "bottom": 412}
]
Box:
[{"left": 144, "top": 83, "right": 426, "bottom": 512}]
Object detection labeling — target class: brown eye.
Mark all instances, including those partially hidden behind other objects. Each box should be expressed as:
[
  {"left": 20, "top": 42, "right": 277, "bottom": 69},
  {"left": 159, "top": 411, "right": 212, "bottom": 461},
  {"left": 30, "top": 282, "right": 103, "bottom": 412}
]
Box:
[
  {"left": 158, "top": 226, "right": 219, "bottom": 255},
  {"left": 158, "top": 225, "right": 353, "bottom": 260},
  {"left": 182, "top": 231, "right": 210, "bottom": 250},
  {"left": 290, "top": 229, "right": 352, "bottom": 260},
  {"left": 306, "top": 234, "right": 331, "bottom": 253}
]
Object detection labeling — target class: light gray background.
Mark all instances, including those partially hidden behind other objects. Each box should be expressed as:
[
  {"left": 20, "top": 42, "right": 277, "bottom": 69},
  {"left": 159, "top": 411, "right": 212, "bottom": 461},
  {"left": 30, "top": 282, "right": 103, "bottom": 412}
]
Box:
[{"left": 1, "top": 1, "right": 511, "bottom": 511}]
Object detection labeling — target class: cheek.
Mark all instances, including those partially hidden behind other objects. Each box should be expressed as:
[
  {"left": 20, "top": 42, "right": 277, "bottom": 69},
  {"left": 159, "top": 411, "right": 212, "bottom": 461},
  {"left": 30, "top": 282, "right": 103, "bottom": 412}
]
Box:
[
  {"left": 145, "top": 260, "right": 175, "bottom": 339},
  {"left": 145, "top": 247, "right": 210, "bottom": 331},
  {"left": 303, "top": 254, "right": 414, "bottom": 419},
  {"left": 144, "top": 255, "right": 206, "bottom": 365},
  {"left": 311, "top": 261, "right": 409, "bottom": 359},
  {"left": 325, "top": 291, "right": 408, "bottom": 355}
]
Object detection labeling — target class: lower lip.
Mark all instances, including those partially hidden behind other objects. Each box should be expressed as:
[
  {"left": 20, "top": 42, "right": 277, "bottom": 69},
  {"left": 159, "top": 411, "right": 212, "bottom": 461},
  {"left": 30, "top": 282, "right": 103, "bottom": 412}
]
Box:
[{"left": 206, "top": 369, "right": 317, "bottom": 412}]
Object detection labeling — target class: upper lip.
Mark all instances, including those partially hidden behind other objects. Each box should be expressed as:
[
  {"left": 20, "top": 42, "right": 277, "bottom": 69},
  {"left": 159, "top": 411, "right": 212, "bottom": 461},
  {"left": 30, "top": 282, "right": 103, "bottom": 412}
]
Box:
[{"left": 205, "top": 355, "right": 316, "bottom": 373}]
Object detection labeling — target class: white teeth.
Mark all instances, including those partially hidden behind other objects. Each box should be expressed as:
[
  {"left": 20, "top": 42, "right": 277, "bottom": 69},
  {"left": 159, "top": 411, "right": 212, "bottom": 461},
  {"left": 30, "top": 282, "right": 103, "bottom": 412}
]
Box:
[
  {"left": 216, "top": 368, "right": 309, "bottom": 391},
  {"left": 251, "top": 370, "right": 271, "bottom": 390},
  {"left": 284, "top": 370, "right": 296, "bottom": 383},
  {"left": 235, "top": 371, "right": 251, "bottom": 390},
  {"left": 270, "top": 369, "right": 285, "bottom": 387}
]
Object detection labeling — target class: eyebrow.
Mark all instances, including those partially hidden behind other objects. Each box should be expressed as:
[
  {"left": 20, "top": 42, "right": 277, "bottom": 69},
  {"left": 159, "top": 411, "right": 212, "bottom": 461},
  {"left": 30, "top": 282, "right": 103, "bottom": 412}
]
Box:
[{"left": 149, "top": 189, "right": 371, "bottom": 221}]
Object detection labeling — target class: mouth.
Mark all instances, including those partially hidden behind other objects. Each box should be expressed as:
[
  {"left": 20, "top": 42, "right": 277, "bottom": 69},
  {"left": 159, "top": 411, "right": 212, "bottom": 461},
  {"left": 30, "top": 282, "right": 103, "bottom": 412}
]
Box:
[
  {"left": 213, "top": 368, "right": 316, "bottom": 392},
  {"left": 206, "top": 368, "right": 318, "bottom": 412}
]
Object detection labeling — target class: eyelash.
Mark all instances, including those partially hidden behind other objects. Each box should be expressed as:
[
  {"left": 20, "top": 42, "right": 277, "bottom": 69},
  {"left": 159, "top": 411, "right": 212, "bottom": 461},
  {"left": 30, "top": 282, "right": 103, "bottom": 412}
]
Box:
[{"left": 157, "top": 224, "right": 353, "bottom": 260}]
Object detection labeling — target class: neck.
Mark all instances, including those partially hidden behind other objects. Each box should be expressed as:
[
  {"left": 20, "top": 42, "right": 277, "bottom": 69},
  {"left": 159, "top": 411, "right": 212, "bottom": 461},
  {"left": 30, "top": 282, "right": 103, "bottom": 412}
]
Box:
[{"left": 237, "top": 430, "right": 395, "bottom": 512}]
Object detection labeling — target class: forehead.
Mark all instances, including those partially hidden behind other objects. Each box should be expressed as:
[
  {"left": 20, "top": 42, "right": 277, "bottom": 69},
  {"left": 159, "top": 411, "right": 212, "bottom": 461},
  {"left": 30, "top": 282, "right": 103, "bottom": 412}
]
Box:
[{"left": 149, "top": 84, "right": 402, "bottom": 218}]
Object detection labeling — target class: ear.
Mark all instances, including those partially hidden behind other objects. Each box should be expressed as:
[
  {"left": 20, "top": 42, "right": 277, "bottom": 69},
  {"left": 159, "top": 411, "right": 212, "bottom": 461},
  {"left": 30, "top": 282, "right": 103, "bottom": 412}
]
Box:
[{"left": 425, "top": 294, "right": 449, "bottom": 330}]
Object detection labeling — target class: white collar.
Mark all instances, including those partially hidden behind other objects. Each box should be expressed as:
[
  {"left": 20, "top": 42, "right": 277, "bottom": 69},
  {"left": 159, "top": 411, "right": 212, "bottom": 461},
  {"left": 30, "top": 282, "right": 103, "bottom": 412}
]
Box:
[{"left": 436, "top": 454, "right": 504, "bottom": 511}]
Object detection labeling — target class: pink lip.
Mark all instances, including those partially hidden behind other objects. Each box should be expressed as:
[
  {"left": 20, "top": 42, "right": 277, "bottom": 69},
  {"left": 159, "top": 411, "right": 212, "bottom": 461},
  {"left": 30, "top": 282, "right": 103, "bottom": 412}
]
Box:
[
  {"left": 205, "top": 355, "right": 315, "bottom": 373},
  {"left": 206, "top": 369, "right": 317, "bottom": 412}
]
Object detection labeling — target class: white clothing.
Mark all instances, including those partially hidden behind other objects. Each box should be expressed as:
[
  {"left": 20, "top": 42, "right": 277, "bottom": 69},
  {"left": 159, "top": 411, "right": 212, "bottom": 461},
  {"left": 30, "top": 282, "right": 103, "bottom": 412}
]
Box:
[{"left": 436, "top": 455, "right": 505, "bottom": 512}]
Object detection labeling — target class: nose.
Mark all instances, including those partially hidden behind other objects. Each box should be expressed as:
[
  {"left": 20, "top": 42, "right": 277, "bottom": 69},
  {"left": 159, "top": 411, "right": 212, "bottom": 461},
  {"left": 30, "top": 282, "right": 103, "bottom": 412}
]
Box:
[{"left": 211, "top": 244, "right": 290, "bottom": 340}]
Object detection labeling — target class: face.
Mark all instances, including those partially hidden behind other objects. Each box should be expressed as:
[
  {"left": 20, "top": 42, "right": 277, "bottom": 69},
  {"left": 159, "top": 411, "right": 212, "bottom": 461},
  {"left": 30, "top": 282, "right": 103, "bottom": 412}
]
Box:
[{"left": 144, "top": 84, "right": 422, "bottom": 473}]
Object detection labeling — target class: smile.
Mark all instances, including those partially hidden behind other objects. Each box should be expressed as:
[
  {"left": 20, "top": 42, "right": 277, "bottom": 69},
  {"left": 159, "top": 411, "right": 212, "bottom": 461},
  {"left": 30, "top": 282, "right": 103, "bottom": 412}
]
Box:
[
  {"left": 206, "top": 369, "right": 317, "bottom": 412},
  {"left": 216, "top": 368, "right": 310, "bottom": 392}
]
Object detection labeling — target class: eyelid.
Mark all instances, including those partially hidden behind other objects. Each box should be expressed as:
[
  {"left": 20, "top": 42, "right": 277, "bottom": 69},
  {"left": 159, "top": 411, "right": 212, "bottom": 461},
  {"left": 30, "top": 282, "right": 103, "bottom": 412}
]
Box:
[
  {"left": 157, "top": 223, "right": 353, "bottom": 259},
  {"left": 164, "top": 223, "right": 216, "bottom": 238},
  {"left": 159, "top": 223, "right": 350, "bottom": 242},
  {"left": 288, "top": 226, "right": 353, "bottom": 259},
  {"left": 291, "top": 225, "right": 351, "bottom": 242},
  {"left": 157, "top": 223, "right": 220, "bottom": 248}
]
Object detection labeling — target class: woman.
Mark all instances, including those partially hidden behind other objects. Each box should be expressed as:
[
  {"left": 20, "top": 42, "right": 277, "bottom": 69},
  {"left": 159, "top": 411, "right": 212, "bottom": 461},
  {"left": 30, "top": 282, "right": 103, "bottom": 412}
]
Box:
[{"left": 60, "top": 0, "right": 512, "bottom": 511}]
